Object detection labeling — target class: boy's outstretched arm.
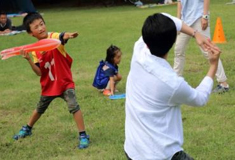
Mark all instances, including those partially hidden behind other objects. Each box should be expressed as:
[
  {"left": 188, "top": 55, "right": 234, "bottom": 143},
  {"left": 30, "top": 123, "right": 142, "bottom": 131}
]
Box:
[
  {"left": 63, "top": 32, "right": 79, "bottom": 41},
  {"left": 20, "top": 50, "right": 41, "bottom": 76}
]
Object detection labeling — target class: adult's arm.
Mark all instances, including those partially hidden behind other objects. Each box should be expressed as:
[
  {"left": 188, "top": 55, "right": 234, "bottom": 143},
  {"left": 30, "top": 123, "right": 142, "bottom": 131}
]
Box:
[
  {"left": 170, "top": 44, "right": 220, "bottom": 106},
  {"left": 201, "top": 0, "right": 210, "bottom": 30},
  {"left": 163, "top": 12, "right": 219, "bottom": 53}
]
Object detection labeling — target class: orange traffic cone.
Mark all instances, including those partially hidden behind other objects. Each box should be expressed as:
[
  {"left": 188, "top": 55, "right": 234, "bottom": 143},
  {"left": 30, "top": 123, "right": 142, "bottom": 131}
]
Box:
[{"left": 212, "top": 17, "right": 227, "bottom": 43}]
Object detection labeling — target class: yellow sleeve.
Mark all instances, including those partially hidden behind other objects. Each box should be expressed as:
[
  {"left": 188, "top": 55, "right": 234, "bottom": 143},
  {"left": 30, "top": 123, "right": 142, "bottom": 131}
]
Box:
[
  {"left": 48, "top": 32, "right": 60, "bottom": 39},
  {"left": 48, "top": 32, "right": 67, "bottom": 57}
]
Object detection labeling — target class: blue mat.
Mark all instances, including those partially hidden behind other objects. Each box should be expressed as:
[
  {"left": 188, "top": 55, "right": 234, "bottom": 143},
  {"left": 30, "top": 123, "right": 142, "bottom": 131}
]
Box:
[{"left": 109, "top": 94, "right": 126, "bottom": 100}]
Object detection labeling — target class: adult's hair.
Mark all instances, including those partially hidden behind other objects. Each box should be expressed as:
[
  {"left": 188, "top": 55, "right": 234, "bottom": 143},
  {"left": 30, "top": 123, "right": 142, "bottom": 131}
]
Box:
[
  {"left": 142, "top": 13, "right": 177, "bottom": 58},
  {"left": 0, "top": 12, "right": 7, "bottom": 16},
  {"left": 23, "top": 12, "right": 45, "bottom": 33},
  {"left": 105, "top": 45, "right": 120, "bottom": 65}
]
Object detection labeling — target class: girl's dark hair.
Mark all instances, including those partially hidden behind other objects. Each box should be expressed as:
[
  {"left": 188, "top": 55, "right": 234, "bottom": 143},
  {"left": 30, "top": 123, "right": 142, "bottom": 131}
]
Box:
[
  {"left": 23, "top": 12, "right": 45, "bottom": 33},
  {"left": 105, "top": 45, "right": 120, "bottom": 64},
  {"left": 142, "top": 13, "right": 177, "bottom": 58}
]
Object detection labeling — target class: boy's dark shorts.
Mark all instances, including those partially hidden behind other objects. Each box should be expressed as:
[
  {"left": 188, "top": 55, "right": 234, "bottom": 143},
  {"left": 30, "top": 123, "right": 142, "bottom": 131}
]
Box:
[{"left": 36, "top": 89, "right": 80, "bottom": 114}]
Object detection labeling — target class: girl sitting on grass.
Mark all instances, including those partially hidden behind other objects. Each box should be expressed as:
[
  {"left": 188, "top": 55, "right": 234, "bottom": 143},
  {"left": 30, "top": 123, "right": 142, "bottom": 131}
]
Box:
[{"left": 93, "top": 45, "right": 122, "bottom": 96}]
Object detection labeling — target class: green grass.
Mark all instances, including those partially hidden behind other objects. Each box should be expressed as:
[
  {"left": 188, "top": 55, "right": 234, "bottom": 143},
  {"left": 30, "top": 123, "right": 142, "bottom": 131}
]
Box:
[{"left": 0, "top": 1, "right": 235, "bottom": 159}]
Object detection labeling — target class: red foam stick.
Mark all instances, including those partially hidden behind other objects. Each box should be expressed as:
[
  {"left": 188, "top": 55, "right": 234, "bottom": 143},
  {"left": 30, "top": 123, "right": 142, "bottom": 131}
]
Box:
[{"left": 1, "top": 39, "right": 61, "bottom": 60}]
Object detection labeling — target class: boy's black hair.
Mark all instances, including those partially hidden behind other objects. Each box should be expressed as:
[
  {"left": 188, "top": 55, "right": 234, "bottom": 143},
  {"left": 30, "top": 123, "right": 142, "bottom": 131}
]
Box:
[
  {"left": 23, "top": 12, "right": 45, "bottom": 33},
  {"left": 0, "top": 12, "right": 7, "bottom": 16},
  {"left": 142, "top": 13, "right": 177, "bottom": 58},
  {"left": 105, "top": 45, "right": 120, "bottom": 65}
]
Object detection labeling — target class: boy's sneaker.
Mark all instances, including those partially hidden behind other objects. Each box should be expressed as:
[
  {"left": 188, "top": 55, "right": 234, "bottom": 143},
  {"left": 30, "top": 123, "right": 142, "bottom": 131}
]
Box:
[
  {"left": 13, "top": 125, "right": 32, "bottom": 140},
  {"left": 212, "top": 84, "right": 229, "bottom": 93},
  {"left": 78, "top": 134, "right": 89, "bottom": 149}
]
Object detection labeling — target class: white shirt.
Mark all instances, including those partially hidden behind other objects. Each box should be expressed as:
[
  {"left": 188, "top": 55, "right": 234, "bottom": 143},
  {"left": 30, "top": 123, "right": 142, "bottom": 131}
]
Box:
[
  {"left": 180, "top": 0, "right": 205, "bottom": 26},
  {"left": 124, "top": 36, "right": 213, "bottom": 160}
]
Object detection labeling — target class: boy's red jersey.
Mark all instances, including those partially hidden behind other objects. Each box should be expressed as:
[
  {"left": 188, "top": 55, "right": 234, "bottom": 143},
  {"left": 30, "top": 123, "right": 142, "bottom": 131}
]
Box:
[{"left": 32, "top": 32, "right": 75, "bottom": 96}]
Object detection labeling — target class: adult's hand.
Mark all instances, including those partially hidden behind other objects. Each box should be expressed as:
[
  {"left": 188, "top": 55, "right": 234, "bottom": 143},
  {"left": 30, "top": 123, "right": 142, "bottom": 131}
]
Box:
[
  {"left": 201, "top": 18, "right": 208, "bottom": 30},
  {"left": 194, "top": 32, "right": 220, "bottom": 53}
]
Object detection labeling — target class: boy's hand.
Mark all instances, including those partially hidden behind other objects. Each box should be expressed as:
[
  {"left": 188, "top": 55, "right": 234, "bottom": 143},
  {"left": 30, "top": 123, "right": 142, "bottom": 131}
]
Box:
[
  {"left": 63, "top": 32, "right": 79, "bottom": 40},
  {"left": 20, "top": 49, "right": 31, "bottom": 61}
]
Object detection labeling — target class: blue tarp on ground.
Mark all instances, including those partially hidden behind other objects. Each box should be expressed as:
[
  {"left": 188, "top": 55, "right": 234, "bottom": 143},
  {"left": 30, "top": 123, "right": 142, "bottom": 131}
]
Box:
[{"left": 0, "top": 0, "right": 36, "bottom": 13}]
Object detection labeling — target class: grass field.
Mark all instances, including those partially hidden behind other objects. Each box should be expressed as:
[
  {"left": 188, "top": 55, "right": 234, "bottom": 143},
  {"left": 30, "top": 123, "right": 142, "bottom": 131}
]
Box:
[{"left": 0, "top": 1, "right": 235, "bottom": 159}]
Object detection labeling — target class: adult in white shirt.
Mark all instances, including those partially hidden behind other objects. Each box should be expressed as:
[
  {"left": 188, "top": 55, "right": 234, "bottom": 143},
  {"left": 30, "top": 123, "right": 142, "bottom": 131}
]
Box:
[
  {"left": 124, "top": 13, "right": 221, "bottom": 160},
  {"left": 173, "top": 0, "right": 229, "bottom": 93}
]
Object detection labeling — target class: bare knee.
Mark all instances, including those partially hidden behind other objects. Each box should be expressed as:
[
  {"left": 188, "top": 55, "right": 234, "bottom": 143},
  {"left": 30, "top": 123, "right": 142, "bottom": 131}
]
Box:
[{"left": 116, "top": 74, "right": 122, "bottom": 81}]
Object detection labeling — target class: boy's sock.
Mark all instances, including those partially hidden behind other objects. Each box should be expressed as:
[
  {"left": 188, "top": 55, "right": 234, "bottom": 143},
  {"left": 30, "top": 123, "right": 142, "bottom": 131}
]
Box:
[
  {"left": 26, "top": 125, "right": 32, "bottom": 130},
  {"left": 79, "top": 131, "right": 87, "bottom": 137}
]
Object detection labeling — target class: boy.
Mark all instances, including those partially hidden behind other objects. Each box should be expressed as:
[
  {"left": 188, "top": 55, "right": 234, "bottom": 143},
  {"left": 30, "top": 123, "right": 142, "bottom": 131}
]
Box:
[
  {"left": 0, "top": 12, "right": 12, "bottom": 34},
  {"left": 124, "top": 13, "right": 220, "bottom": 159},
  {"left": 13, "top": 12, "right": 89, "bottom": 149}
]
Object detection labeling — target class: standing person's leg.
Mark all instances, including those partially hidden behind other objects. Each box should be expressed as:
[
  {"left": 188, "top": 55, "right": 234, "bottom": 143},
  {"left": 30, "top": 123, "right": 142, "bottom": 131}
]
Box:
[
  {"left": 27, "top": 110, "right": 41, "bottom": 127},
  {"left": 173, "top": 32, "right": 192, "bottom": 76},
  {"left": 28, "top": 96, "right": 55, "bottom": 126},
  {"left": 193, "top": 18, "right": 229, "bottom": 92},
  {"left": 14, "top": 96, "right": 55, "bottom": 140},
  {"left": 73, "top": 111, "right": 86, "bottom": 132},
  {"left": 62, "top": 88, "right": 89, "bottom": 149}
]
